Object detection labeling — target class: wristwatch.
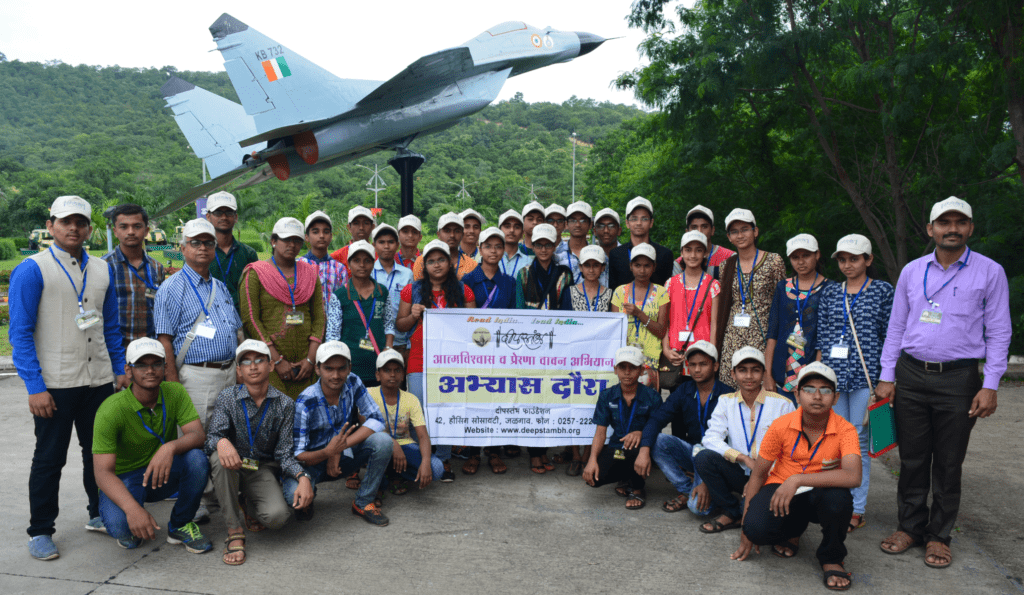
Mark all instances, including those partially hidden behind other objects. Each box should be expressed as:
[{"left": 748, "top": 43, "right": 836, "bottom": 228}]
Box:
[{"left": 296, "top": 471, "right": 312, "bottom": 482}]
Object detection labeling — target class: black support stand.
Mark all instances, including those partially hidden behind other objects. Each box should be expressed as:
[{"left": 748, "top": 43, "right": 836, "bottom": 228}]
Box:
[{"left": 388, "top": 149, "right": 425, "bottom": 217}]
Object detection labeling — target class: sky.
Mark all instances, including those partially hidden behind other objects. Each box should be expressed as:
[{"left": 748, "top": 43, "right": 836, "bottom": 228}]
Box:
[{"left": 1, "top": 0, "right": 664, "bottom": 107}]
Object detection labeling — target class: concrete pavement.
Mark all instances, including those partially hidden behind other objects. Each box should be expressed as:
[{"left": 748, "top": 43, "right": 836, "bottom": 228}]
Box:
[{"left": 0, "top": 374, "right": 1021, "bottom": 595}]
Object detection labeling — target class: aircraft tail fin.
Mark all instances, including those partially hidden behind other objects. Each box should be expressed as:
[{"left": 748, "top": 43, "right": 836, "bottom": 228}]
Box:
[{"left": 161, "top": 76, "right": 263, "bottom": 178}]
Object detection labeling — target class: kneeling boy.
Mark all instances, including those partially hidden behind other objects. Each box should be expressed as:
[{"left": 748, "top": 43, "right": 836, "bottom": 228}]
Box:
[{"left": 92, "top": 338, "right": 212, "bottom": 553}]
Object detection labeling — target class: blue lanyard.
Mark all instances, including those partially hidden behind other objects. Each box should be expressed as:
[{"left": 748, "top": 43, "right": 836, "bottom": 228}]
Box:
[
  {"left": 120, "top": 248, "right": 158, "bottom": 291},
  {"left": 272, "top": 256, "right": 298, "bottom": 309},
  {"left": 182, "top": 268, "right": 211, "bottom": 317},
  {"left": 482, "top": 280, "right": 500, "bottom": 308},
  {"left": 630, "top": 281, "right": 652, "bottom": 338},
  {"left": 791, "top": 429, "right": 826, "bottom": 473},
  {"left": 684, "top": 270, "right": 705, "bottom": 330},
  {"left": 241, "top": 397, "right": 270, "bottom": 453},
  {"left": 740, "top": 400, "right": 765, "bottom": 453},
  {"left": 534, "top": 261, "right": 552, "bottom": 309},
  {"left": 135, "top": 389, "right": 167, "bottom": 444},
  {"left": 49, "top": 247, "right": 88, "bottom": 312},
  {"left": 322, "top": 394, "right": 352, "bottom": 436},
  {"left": 582, "top": 283, "right": 601, "bottom": 312},
  {"left": 695, "top": 388, "right": 711, "bottom": 433},
  {"left": 215, "top": 247, "right": 235, "bottom": 280},
  {"left": 397, "top": 250, "right": 419, "bottom": 268},
  {"left": 373, "top": 267, "right": 397, "bottom": 296},
  {"left": 839, "top": 277, "right": 869, "bottom": 339},
  {"left": 569, "top": 251, "right": 582, "bottom": 283},
  {"left": 925, "top": 245, "right": 970, "bottom": 307},
  {"left": 382, "top": 393, "right": 401, "bottom": 438},
  {"left": 792, "top": 272, "right": 818, "bottom": 329},
  {"left": 455, "top": 252, "right": 463, "bottom": 273},
  {"left": 618, "top": 393, "right": 639, "bottom": 438},
  {"left": 500, "top": 253, "right": 520, "bottom": 277},
  {"left": 459, "top": 246, "right": 477, "bottom": 260},
  {"left": 736, "top": 249, "right": 759, "bottom": 311}
]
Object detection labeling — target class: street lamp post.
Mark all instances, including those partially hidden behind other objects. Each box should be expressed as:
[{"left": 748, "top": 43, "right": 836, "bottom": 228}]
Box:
[{"left": 571, "top": 132, "right": 578, "bottom": 201}]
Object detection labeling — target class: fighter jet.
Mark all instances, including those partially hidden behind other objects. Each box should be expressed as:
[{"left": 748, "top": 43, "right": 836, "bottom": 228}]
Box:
[{"left": 156, "top": 13, "right": 607, "bottom": 216}]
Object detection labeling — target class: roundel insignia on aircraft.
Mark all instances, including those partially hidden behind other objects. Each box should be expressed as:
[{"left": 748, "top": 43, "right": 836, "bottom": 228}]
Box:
[
  {"left": 544, "top": 35, "right": 554, "bottom": 48},
  {"left": 531, "top": 34, "right": 542, "bottom": 48}
]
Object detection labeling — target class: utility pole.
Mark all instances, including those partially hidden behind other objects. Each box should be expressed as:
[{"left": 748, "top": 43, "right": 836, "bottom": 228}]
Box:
[{"left": 571, "top": 132, "right": 578, "bottom": 200}]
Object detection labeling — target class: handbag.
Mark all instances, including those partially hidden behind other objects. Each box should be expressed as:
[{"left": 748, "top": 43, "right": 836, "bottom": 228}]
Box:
[
  {"left": 660, "top": 275, "right": 711, "bottom": 389},
  {"left": 844, "top": 288, "right": 875, "bottom": 424}
]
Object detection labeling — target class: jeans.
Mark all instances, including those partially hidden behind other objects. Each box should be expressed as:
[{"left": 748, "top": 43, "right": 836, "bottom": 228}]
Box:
[
  {"left": 693, "top": 448, "right": 749, "bottom": 520},
  {"left": 28, "top": 383, "right": 113, "bottom": 537},
  {"left": 282, "top": 432, "right": 393, "bottom": 507},
  {"left": 98, "top": 448, "right": 208, "bottom": 541},
  {"left": 651, "top": 434, "right": 712, "bottom": 515},
  {"left": 833, "top": 388, "right": 871, "bottom": 514},
  {"left": 408, "top": 372, "right": 450, "bottom": 461},
  {"left": 743, "top": 484, "right": 853, "bottom": 566},
  {"left": 393, "top": 443, "right": 443, "bottom": 482}
]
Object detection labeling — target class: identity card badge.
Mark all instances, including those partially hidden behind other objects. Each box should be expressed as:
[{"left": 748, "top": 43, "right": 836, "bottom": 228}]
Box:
[
  {"left": 678, "top": 330, "right": 694, "bottom": 343},
  {"left": 613, "top": 449, "right": 626, "bottom": 460},
  {"left": 75, "top": 310, "right": 101, "bottom": 331},
  {"left": 920, "top": 308, "right": 942, "bottom": 324},
  {"left": 285, "top": 310, "right": 304, "bottom": 326},
  {"left": 145, "top": 287, "right": 158, "bottom": 300},
  {"left": 786, "top": 323, "right": 807, "bottom": 349},
  {"left": 241, "top": 457, "right": 259, "bottom": 471},
  {"left": 195, "top": 320, "right": 217, "bottom": 339},
  {"left": 830, "top": 341, "right": 849, "bottom": 359},
  {"left": 358, "top": 335, "right": 374, "bottom": 351},
  {"left": 733, "top": 311, "right": 751, "bottom": 328}
]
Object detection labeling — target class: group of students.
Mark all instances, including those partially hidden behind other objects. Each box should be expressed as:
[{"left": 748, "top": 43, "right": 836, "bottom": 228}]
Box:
[{"left": 11, "top": 193, "right": 1010, "bottom": 591}]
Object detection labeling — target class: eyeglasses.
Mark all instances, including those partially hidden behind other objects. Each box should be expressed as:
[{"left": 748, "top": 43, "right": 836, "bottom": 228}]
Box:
[
  {"left": 546, "top": 218, "right": 566, "bottom": 225},
  {"left": 727, "top": 227, "right": 754, "bottom": 236},
  {"left": 567, "top": 218, "right": 590, "bottom": 225},
  {"left": 187, "top": 239, "right": 216, "bottom": 248},
  {"left": 799, "top": 386, "right": 835, "bottom": 396},
  {"left": 533, "top": 243, "right": 555, "bottom": 250},
  {"left": 130, "top": 362, "right": 166, "bottom": 371},
  {"left": 209, "top": 210, "right": 237, "bottom": 218},
  {"left": 627, "top": 216, "right": 651, "bottom": 224},
  {"left": 240, "top": 358, "right": 268, "bottom": 367},
  {"left": 594, "top": 223, "right": 619, "bottom": 230},
  {"left": 425, "top": 258, "right": 447, "bottom": 267}
]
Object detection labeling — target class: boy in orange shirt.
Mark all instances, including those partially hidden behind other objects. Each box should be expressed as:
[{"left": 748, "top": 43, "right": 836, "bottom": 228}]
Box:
[{"left": 731, "top": 362, "right": 861, "bottom": 591}]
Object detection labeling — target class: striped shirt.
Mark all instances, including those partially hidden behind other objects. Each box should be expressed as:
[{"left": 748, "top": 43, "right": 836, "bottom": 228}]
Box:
[
  {"left": 299, "top": 251, "right": 350, "bottom": 310},
  {"left": 103, "top": 247, "right": 165, "bottom": 346},
  {"left": 293, "top": 377, "right": 385, "bottom": 456},
  {"left": 154, "top": 263, "right": 241, "bottom": 364}
]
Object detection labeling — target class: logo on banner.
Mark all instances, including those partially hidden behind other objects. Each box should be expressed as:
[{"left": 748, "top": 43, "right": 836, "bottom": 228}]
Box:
[{"left": 472, "top": 327, "right": 491, "bottom": 347}]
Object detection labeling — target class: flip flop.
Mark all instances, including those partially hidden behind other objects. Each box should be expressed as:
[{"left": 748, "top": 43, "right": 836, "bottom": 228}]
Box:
[
  {"left": 822, "top": 563, "right": 852, "bottom": 591},
  {"left": 699, "top": 517, "right": 741, "bottom": 533},
  {"left": 772, "top": 539, "right": 800, "bottom": 558},
  {"left": 625, "top": 490, "right": 646, "bottom": 510}
]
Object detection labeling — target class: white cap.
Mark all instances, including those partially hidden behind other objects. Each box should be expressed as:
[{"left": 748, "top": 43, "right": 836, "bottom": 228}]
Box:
[
  {"left": 498, "top": 209, "right": 523, "bottom": 228},
  {"left": 522, "top": 201, "right": 545, "bottom": 218},
  {"left": 531, "top": 223, "right": 558, "bottom": 244},
  {"left": 629, "top": 242, "right": 656, "bottom": 262},
  {"left": 930, "top": 196, "right": 972, "bottom": 222},
  {"left": 786, "top": 234, "right": 819, "bottom": 256},
  {"left": 478, "top": 227, "right": 504, "bottom": 246},
  {"left": 317, "top": 341, "right": 352, "bottom": 364},
  {"left": 422, "top": 238, "right": 450, "bottom": 258},
  {"left": 686, "top": 205, "right": 714, "bottom": 225},
  {"left": 724, "top": 208, "right": 756, "bottom": 229},
  {"left": 684, "top": 340, "right": 718, "bottom": 362},
  {"left": 126, "top": 338, "right": 166, "bottom": 364},
  {"left": 304, "top": 210, "right": 332, "bottom": 232},
  {"left": 437, "top": 212, "right": 464, "bottom": 231},
  {"left": 594, "top": 208, "right": 620, "bottom": 225},
  {"left": 566, "top": 201, "right": 593, "bottom": 220},
  {"left": 796, "top": 361, "right": 838, "bottom": 387},
  {"left": 398, "top": 214, "right": 422, "bottom": 232},
  {"left": 206, "top": 191, "right": 237, "bottom": 212},
  {"left": 579, "top": 245, "right": 606, "bottom": 265},
  {"left": 348, "top": 205, "right": 375, "bottom": 225},
  {"left": 348, "top": 239, "right": 375, "bottom": 261},
  {"left": 376, "top": 348, "right": 405, "bottom": 369},
  {"left": 731, "top": 346, "right": 766, "bottom": 369},
  {"left": 460, "top": 208, "right": 486, "bottom": 226},
  {"left": 272, "top": 217, "right": 305, "bottom": 240},
  {"left": 371, "top": 223, "right": 398, "bottom": 241},
  {"left": 235, "top": 339, "right": 271, "bottom": 362},
  {"left": 626, "top": 196, "right": 654, "bottom": 217},
  {"left": 680, "top": 230, "right": 708, "bottom": 249},
  {"left": 182, "top": 218, "right": 216, "bottom": 239},
  {"left": 614, "top": 346, "right": 645, "bottom": 367},
  {"left": 545, "top": 204, "right": 566, "bottom": 218},
  {"left": 50, "top": 195, "right": 91, "bottom": 219},
  {"left": 831, "top": 234, "right": 872, "bottom": 258}
]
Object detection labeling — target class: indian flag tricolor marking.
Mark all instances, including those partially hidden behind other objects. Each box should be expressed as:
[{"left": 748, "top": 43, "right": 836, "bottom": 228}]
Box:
[{"left": 262, "top": 57, "right": 291, "bottom": 82}]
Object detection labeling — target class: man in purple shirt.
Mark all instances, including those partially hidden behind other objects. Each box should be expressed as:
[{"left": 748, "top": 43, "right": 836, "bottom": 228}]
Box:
[{"left": 875, "top": 197, "right": 1011, "bottom": 570}]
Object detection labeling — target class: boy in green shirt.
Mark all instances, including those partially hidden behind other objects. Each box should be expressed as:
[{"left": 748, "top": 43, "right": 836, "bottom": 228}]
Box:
[{"left": 92, "top": 338, "right": 212, "bottom": 553}]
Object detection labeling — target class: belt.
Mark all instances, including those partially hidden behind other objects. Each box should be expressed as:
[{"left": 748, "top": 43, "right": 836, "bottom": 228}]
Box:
[
  {"left": 900, "top": 350, "right": 977, "bottom": 374},
  {"left": 186, "top": 361, "right": 234, "bottom": 370}
]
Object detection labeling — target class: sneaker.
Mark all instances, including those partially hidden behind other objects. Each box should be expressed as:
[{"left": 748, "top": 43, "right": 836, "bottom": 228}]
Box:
[
  {"left": 441, "top": 462, "right": 455, "bottom": 483},
  {"left": 27, "top": 535, "right": 59, "bottom": 560},
  {"left": 84, "top": 517, "right": 108, "bottom": 534},
  {"left": 165, "top": 491, "right": 179, "bottom": 501},
  {"left": 295, "top": 503, "right": 315, "bottom": 522},
  {"left": 166, "top": 522, "right": 213, "bottom": 554},
  {"left": 351, "top": 501, "right": 389, "bottom": 526},
  {"left": 450, "top": 446, "right": 470, "bottom": 460},
  {"left": 117, "top": 535, "right": 142, "bottom": 549},
  {"left": 192, "top": 505, "right": 210, "bottom": 525}
]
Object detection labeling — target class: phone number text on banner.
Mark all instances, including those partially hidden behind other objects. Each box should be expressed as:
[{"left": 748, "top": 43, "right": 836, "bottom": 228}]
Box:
[{"left": 422, "top": 309, "right": 626, "bottom": 446}]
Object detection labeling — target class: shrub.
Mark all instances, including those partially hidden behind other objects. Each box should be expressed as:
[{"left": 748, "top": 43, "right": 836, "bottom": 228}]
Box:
[
  {"left": 0, "top": 239, "right": 17, "bottom": 261},
  {"left": 11, "top": 237, "right": 29, "bottom": 250},
  {"left": 243, "top": 241, "right": 264, "bottom": 254}
]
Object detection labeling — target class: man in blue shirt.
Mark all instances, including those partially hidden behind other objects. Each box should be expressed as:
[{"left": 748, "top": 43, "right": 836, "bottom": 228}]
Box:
[
  {"left": 462, "top": 227, "right": 517, "bottom": 310},
  {"left": 635, "top": 341, "right": 731, "bottom": 514},
  {"left": 583, "top": 346, "right": 662, "bottom": 510},
  {"left": 9, "top": 195, "right": 128, "bottom": 560},
  {"left": 371, "top": 224, "right": 413, "bottom": 357}
]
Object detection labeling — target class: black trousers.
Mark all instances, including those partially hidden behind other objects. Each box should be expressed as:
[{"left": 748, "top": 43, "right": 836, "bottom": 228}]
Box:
[
  {"left": 694, "top": 448, "right": 749, "bottom": 520},
  {"left": 894, "top": 354, "right": 980, "bottom": 544},
  {"left": 743, "top": 484, "right": 853, "bottom": 566},
  {"left": 588, "top": 446, "right": 645, "bottom": 491},
  {"left": 28, "top": 383, "right": 114, "bottom": 537}
]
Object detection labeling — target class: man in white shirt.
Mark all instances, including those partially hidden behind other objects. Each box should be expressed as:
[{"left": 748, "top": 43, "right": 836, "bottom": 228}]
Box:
[{"left": 497, "top": 209, "right": 533, "bottom": 280}]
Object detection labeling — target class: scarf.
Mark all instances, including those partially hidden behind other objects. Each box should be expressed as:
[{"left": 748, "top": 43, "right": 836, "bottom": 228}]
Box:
[{"left": 245, "top": 259, "right": 319, "bottom": 307}]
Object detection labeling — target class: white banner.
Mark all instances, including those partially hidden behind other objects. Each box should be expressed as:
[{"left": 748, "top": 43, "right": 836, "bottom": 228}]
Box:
[{"left": 422, "top": 308, "right": 627, "bottom": 446}]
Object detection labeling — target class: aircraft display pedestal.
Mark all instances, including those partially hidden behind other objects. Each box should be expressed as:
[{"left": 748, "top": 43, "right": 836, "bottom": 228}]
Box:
[{"left": 389, "top": 150, "right": 425, "bottom": 217}]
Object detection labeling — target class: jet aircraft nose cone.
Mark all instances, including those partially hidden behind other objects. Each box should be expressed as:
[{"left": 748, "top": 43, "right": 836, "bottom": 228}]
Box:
[{"left": 575, "top": 32, "right": 607, "bottom": 57}]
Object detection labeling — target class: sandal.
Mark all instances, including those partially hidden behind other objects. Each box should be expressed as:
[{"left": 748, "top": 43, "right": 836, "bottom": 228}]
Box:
[
  {"left": 615, "top": 485, "right": 632, "bottom": 498},
  {"left": 373, "top": 489, "right": 384, "bottom": 508},
  {"left": 566, "top": 460, "right": 583, "bottom": 476},
  {"left": 462, "top": 455, "right": 481, "bottom": 475},
  {"left": 222, "top": 533, "right": 246, "bottom": 566},
  {"left": 848, "top": 513, "right": 866, "bottom": 533},
  {"left": 924, "top": 541, "right": 952, "bottom": 569},
  {"left": 699, "top": 516, "right": 741, "bottom": 533},
  {"left": 488, "top": 454, "right": 507, "bottom": 474},
  {"left": 662, "top": 493, "right": 688, "bottom": 513},
  {"left": 530, "top": 457, "right": 546, "bottom": 474},
  {"left": 822, "top": 563, "right": 852, "bottom": 591},
  {"left": 550, "top": 448, "right": 574, "bottom": 464},
  {"left": 389, "top": 478, "right": 408, "bottom": 495},
  {"left": 504, "top": 445, "right": 521, "bottom": 458},
  {"left": 880, "top": 530, "right": 921, "bottom": 555},
  {"left": 541, "top": 456, "right": 555, "bottom": 471},
  {"left": 772, "top": 538, "right": 800, "bottom": 558},
  {"left": 243, "top": 509, "right": 265, "bottom": 533},
  {"left": 625, "top": 489, "right": 646, "bottom": 510},
  {"left": 345, "top": 471, "right": 361, "bottom": 490}
]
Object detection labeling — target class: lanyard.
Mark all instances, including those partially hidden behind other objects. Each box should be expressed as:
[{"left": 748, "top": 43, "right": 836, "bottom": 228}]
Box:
[
  {"left": 684, "top": 270, "right": 705, "bottom": 330},
  {"left": 839, "top": 277, "right": 869, "bottom": 339},
  {"left": 241, "top": 397, "right": 270, "bottom": 453},
  {"left": 183, "top": 268, "right": 211, "bottom": 317},
  {"left": 215, "top": 247, "right": 235, "bottom": 280},
  {"left": 49, "top": 247, "right": 89, "bottom": 313},
  {"left": 121, "top": 248, "right": 158, "bottom": 291},
  {"left": 925, "top": 246, "right": 970, "bottom": 309},
  {"left": 350, "top": 282, "right": 378, "bottom": 326},
  {"left": 135, "top": 389, "right": 167, "bottom": 444},
  {"left": 534, "top": 261, "right": 553, "bottom": 309},
  {"left": 373, "top": 267, "right": 397, "bottom": 296},
  {"left": 500, "top": 253, "right": 520, "bottom": 277},
  {"left": 739, "top": 400, "right": 765, "bottom": 453},
  {"left": 322, "top": 394, "right": 352, "bottom": 437},
  {"left": 791, "top": 430, "right": 827, "bottom": 473},
  {"left": 569, "top": 251, "right": 582, "bottom": 284},
  {"left": 272, "top": 256, "right": 298, "bottom": 309},
  {"left": 695, "top": 387, "right": 711, "bottom": 432},
  {"left": 630, "top": 281, "right": 652, "bottom": 338},
  {"left": 459, "top": 246, "right": 477, "bottom": 260},
  {"left": 455, "top": 252, "right": 463, "bottom": 273},
  {"left": 792, "top": 272, "right": 818, "bottom": 329},
  {"left": 397, "top": 250, "right": 419, "bottom": 268},
  {"left": 736, "top": 249, "right": 759, "bottom": 311},
  {"left": 618, "top": 393, "right": 639, "bottom": 437},
  {"left": 582, "top": 283, "right": 601, "bottom": 312},
  {"left": 482, "top": 280, "right": 500, "bottom": 308},
  {"left": 382, "top": 393, "right": 401, "bottom": 438}
]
